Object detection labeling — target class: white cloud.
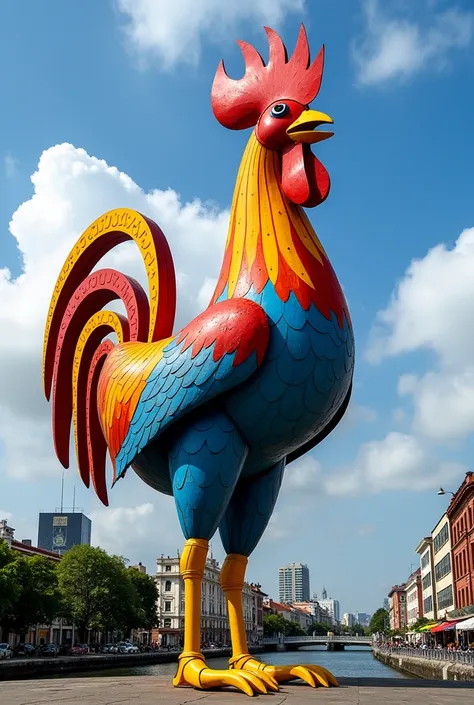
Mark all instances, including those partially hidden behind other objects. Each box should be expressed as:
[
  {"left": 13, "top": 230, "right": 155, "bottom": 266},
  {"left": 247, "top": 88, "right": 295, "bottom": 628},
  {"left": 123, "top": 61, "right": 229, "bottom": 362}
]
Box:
[
  {"left": 4, "top": 153, "right": 18, "bottom": 179},
  {"left": 90, "top": 502, "right": 182, "bottom": 561},
  {"left": 0, "top": 143, "right": 228, "bottom": 482},
  {"left": 353, "top": 0, "right": 473, "bottom": 85},
  {"left": 323, "top": 431, "right": 465, "bottom": 496},
  {"left": 115, "top": 0, "right": 305, "bottom": 68},
  {"left": 284, "top": 455, "right": 322, "bottom": 492},
  {"left": 367, "top": 227, "right": 474, "bottom": 442}
]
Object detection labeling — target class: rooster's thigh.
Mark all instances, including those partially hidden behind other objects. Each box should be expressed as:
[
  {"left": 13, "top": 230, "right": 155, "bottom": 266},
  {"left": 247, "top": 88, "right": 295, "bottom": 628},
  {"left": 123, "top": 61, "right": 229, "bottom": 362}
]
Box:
[
  {"left": 168, "top": 411, "right": 249, "bottom": 541},
  {"left": 219, "top": 460, "right": 285, "bottom": 557}
]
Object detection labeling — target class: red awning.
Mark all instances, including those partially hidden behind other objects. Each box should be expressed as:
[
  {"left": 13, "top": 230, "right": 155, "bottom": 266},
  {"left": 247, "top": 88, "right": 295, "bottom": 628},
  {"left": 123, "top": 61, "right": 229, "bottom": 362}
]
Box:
[{"left": 431, "top": 619, "right": 466, "bottom": 633}]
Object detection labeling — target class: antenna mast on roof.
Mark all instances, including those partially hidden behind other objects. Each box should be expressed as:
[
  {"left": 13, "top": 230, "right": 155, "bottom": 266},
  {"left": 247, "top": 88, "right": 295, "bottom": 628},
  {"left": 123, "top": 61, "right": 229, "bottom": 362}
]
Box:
[{"left": 60, "top": 470, "right": 64, "bottom": 513}]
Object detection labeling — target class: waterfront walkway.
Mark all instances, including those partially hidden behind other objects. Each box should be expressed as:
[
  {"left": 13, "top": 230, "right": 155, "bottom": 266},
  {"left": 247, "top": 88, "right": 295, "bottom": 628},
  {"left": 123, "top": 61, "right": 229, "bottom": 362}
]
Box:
[{"left": 2, "top": 676, "right": 474, "bottom": 704}]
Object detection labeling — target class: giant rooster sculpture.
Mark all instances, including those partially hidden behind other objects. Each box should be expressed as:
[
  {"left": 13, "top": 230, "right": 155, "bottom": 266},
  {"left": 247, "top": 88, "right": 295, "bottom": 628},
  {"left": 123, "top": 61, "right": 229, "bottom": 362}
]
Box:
[{"left": 43, "top": 25, "right": 354, "bottom": 696}]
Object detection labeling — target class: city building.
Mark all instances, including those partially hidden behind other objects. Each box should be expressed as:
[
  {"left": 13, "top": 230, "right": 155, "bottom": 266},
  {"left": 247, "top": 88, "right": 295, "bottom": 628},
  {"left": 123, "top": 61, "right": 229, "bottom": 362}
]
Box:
[
  {"left": 354, "top": 612, "right": 371, "bottom": 627},
  {"left": 415, "top": 536, "right": 436, "bottom": 621},
  {"left": 405, "top": 569, "right": 423, "bottom": 628},
  {"left": 342, "top": 613, "right": 355, "bottom": 627},
  {"left": 1, "top": 518, "right": 60, "bottom": 562},
  {"left": 293, "top": 600, "right": 332, "bottom": 626},
  {"left": 316, "top": 588, "right": 340, "bottom": 625},
  {"left": 383, "top": 598, "right": 390, "bottom": 611},
  {"left": 278, "top": 562, "right": 310, "bottom": 603},
  {"left": 431, "top": 513, "right": 455, "bottom": 618},
  {"left": 446, "top": 471, "right": 474, "bottom": 610},
  {"left": 264, "top": 599, "right": 313, "bottom": 631},
  {"left": 155, "top": 554, "right": 257, "bottom": 648},
  {"left": 388, "top": 584, "right": 407, "bottom": 631},
  {"left": 37, "top": 509, "right": 91, "bottom": 556},
  {"left": 249, "top": 584, "right": 267, "bottom": 643}
]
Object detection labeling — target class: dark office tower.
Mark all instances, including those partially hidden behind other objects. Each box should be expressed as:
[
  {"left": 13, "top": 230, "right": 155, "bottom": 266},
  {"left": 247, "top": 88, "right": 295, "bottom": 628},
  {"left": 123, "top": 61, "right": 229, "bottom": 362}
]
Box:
[{"left": 37, "top": 511, "right": 91, "bottom": 556}]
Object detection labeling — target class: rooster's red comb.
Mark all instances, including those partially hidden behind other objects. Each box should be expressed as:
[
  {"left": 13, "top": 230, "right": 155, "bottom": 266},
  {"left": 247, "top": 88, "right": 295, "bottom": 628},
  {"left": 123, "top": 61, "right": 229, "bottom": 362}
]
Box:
[{"left": 211, "top": 25, "right": 324, "bottom": 131}]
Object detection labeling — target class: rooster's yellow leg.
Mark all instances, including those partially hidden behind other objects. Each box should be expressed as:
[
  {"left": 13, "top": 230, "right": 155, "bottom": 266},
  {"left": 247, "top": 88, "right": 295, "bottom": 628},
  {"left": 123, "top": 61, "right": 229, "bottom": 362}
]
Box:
[
  {"left": 220, "top": 553, "right": 338, "bottom": 690},
  {"left": 173, "top": 539, "right": 268, "bottom": 697}
]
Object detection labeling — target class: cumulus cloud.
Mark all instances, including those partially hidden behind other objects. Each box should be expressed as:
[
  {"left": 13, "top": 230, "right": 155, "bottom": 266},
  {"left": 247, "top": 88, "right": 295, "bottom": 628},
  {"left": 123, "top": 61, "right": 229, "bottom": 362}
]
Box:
[
  {"left": 115, "top": 0, "right": 305, "bottom": 69},
  {"left": 367, "top": 227, "right": 474, "bottom": 442},
  {"left": 90, "top": 502, "right": 182, "bottom": 561},
  {"left": 0, "top": 143, "right": 228, "bottom": 483},
  {"left": 323, "top": 432, "right": 465, "bottom": 496},
  {"left": 353, "top": 0, "right": 473, "bottom": 85}
]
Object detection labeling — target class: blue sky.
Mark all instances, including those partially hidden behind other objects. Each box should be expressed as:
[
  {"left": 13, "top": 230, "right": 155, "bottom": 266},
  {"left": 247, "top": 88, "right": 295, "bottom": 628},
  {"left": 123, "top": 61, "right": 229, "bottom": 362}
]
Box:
[{"left": 1, "top": 0, "right": 474, "bottom": 615}]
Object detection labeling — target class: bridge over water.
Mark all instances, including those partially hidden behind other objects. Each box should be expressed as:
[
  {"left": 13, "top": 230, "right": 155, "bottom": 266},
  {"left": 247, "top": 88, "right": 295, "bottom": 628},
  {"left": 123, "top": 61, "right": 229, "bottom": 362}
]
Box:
[{"left": 262, "top": 635, "right": 373, "bottom": 651}]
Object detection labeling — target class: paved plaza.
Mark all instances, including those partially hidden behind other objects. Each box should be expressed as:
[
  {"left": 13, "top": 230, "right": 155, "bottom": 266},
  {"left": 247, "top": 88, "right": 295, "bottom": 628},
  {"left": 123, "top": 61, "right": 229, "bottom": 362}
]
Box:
[{"left": 2, "top": 676, "right": 474, "bottom": 705}]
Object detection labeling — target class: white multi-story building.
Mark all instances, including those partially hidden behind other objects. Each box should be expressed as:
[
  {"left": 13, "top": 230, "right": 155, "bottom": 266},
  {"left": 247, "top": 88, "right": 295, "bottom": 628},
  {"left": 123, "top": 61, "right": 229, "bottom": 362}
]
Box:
[
  {"left": 156, "top": 554, "right": 257, "bottom": 648},
  {"left": 405, "top": 569, "right": 422, "bottom": 628},
  {"left": 279, "top": 563, "right": 310, "bottom": 603},
  {"left": 415, "top": 536, "right": 436, "bottom": 621},
  {"left": 342, "top": 613, "right": 355, "bottom": 627},
  {"left": 431, "top": 513, "right": 455, "bottom": 618},
  {"left": 316, "top": 588, "right": 340, "bottom": 625}
]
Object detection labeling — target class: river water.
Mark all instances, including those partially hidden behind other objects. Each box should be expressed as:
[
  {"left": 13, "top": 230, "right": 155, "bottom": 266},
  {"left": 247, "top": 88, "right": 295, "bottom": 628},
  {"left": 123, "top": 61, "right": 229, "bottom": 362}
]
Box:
[{"left": 83, "top": 647, "right": 409, "bottom": 680}]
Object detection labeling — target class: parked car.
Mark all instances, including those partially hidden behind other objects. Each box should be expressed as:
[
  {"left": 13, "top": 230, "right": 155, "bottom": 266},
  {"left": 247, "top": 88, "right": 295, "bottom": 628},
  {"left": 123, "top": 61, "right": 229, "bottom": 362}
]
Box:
[
  {"left": 40, "top": 644, "right": 59, "bottom": 657},
  {"left": 117, "top": 642, "right": 139, "bottom": 654},
  {"left": 100, "top": 643, "right": 118, "bottom": 654},
  {"left": 0, "top": 643, "right": 13, "bottom": 659},
  {"left": 13, "top": 643, "right": 36, "bottom": 657},
  {"left": 70, "top": 644, "right": 89, "bottom": 656}
]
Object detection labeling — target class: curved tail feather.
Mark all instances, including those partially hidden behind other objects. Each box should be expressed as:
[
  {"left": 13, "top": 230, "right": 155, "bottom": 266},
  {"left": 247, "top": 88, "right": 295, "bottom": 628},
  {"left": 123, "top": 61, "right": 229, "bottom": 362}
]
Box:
[{"left": 43, "top": 208, "right": 176, "bottom": 505}]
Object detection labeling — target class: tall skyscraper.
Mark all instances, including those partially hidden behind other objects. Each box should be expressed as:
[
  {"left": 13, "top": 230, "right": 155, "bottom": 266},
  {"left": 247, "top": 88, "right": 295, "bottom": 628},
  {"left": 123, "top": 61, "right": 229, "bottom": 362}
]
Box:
[
  {"left": 38, "top": 511, "right": 91, "bottom": 556},
  {"left": 279, "top": 562, "right": 310, "bottom": 603}
]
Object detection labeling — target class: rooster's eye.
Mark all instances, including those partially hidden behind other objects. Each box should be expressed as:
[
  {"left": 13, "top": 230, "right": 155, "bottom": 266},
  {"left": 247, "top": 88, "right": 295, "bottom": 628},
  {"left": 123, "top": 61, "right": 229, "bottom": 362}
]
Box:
[{"left": 270, "top": 103, "right": 289, "bottom": 118}]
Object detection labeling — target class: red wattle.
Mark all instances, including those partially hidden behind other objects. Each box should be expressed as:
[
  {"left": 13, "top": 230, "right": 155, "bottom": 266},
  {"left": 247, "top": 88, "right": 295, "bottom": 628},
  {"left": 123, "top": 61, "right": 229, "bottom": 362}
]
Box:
[{"left": 281, "top": 143, "right": 330, "bottom": 208}]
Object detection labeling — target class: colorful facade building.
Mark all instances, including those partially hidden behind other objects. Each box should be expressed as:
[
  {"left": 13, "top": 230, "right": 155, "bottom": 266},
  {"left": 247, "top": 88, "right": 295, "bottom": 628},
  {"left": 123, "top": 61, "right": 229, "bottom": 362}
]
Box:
[
  {"left": 447, "top": 471, "right": 474, "bottom": 611},
  {"left": 415, "top": 536, "right": 437, "bottom": 621},
  {"left": 405, "top": 569, "right": 423, "bottom": 628},
  {"left": 431, "top": 513, "right": 455, "bottom": 618},
  {"left": 388, "top": 585, "right": 407, "bottom": 631}
]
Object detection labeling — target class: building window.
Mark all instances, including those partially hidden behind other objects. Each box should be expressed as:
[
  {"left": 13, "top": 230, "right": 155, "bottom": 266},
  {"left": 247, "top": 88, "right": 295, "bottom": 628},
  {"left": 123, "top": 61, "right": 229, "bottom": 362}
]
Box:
[
  {"left": 422, "top": 573, "right": 431, "bottom": 590},
  {"left": 165, "top": 565, "right": 171, "bottom": 572},
  {"left": 437, "top": 585, "right": 453, "bottom": 610},
  {"left": 421, "top": 551, "right": 430, "bottom": 569},
  {"left": 165, "top": 601, "right": 171, "bottom": 612},
  {"left": 165, "top": 580, "right": 171, "bottom": 592},
  {"left": 433, "top": 523, "right": 449, "bottom": 553},
  {"left": 423, "top": 595, "right": 433, "bottom": 614},
  {"left": 434, "top": 553, "right": 451, "bottom": 582},
  {"left": 164, "top": 618, "right": 171, "bottom": 628}
]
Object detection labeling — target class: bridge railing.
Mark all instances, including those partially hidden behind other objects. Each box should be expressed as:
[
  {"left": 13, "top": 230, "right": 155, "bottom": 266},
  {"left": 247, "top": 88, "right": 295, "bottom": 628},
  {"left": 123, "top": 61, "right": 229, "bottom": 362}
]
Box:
[
  {"left": 376, "top": 646, "right": 474, "bottom": 666},
  {"left": 262, "top": 635, "right": 372, "bottom": 645}
]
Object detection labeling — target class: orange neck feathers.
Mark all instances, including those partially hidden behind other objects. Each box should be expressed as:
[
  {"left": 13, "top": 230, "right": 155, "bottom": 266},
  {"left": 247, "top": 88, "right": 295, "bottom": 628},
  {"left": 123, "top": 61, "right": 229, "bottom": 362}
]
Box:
[{"left": 211, "top": 133, "right": 349, "bottom": 325}]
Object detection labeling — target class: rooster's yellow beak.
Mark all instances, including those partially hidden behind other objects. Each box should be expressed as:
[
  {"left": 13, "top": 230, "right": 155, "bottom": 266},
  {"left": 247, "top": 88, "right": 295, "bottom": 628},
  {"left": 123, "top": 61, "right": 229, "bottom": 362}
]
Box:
[{"left": 286, "top": 110, "right": 334, "bottom": 145}]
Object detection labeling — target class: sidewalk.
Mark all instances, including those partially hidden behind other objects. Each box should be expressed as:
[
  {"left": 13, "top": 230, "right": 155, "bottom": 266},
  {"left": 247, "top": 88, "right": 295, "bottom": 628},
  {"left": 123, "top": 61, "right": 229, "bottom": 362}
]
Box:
[{"left": 2, "top": 675, "right": 474, "bottom": 704}]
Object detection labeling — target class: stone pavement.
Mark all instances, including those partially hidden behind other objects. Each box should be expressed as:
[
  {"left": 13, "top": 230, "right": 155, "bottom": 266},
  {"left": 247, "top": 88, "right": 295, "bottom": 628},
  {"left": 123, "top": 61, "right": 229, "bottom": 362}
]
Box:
[{"left": 2, "top": 676, "right": 474, "bottom": 705}]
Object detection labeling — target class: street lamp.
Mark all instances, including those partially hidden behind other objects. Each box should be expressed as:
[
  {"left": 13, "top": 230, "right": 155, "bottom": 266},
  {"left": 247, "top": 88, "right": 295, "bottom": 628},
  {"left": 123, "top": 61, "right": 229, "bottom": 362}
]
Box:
[{"left": 437, "top": 488, "right": 455, "bottom": 497}]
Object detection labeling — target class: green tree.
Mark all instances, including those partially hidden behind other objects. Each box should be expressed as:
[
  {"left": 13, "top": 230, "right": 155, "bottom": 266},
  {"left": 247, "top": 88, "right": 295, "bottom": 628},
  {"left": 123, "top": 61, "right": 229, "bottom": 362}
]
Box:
[
  {"left": 263, "top": 614, "right": 288, "bottom": 636},
  {"left": 57, "top": 545, "right": 138, "bottom": 641},
  {"left": 410, "top": 617, "right": 429, "bottom": 631},
  {"left": 0, "top": 543, "right": 61, "bottom": 640},
  {"left": 126, "top": 567, "right": 159, "bottom": 633},
  {"left": 285, "top": 620, "right": 305, "bottom": 636},
  {"left": 368, "top": 608, "right": 390, "bottom": 635},
  {"left": 0, "top": 541, "right": 19, "bottom": 624},
  {"left": 307, "top": 622, "right": 329, "bottom": 635}
]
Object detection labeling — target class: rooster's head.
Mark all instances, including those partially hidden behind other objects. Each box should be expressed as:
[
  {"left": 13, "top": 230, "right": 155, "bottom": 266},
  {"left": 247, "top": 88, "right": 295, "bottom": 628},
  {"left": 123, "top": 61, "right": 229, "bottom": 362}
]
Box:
[{"left": 211, "top": 24, "right": 333, "bottom": 209}]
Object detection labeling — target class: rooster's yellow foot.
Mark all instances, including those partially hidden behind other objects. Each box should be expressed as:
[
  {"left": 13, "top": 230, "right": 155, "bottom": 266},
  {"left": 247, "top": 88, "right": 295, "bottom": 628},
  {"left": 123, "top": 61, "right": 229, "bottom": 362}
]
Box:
[
  {"left": 231, "top": 655, "right": 338, "bottom": 689},
  {"left": 173, "top": 653, "right": 270, "bottom": 697}
]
